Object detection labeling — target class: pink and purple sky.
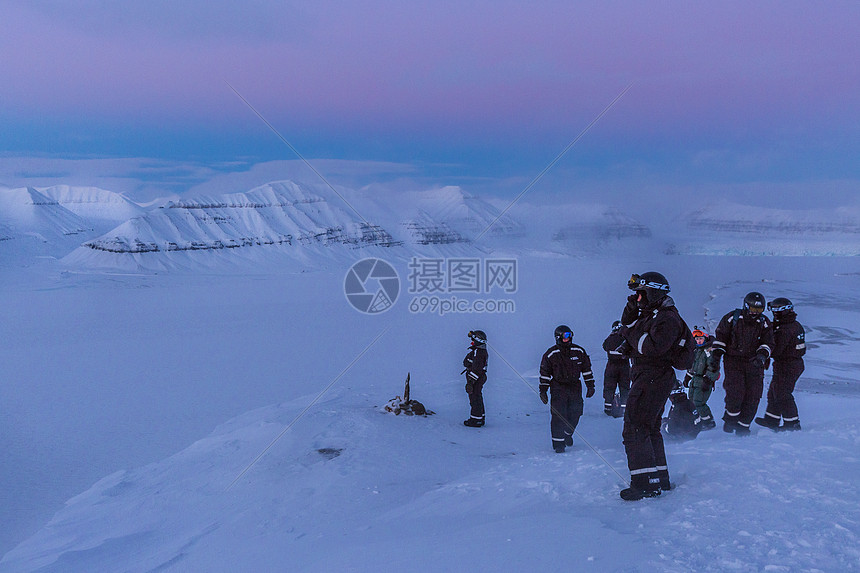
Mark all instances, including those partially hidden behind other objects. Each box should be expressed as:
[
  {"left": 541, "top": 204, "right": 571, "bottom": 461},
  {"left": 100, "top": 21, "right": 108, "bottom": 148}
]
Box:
[{"left": 1, "top": 1, "right": 858, "bottom": 207}]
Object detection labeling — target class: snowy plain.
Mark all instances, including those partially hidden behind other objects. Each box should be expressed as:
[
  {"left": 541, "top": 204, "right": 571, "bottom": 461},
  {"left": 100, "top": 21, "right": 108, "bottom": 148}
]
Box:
[{"left": 1, "top": 183, "right": 859, "bottom": 572}]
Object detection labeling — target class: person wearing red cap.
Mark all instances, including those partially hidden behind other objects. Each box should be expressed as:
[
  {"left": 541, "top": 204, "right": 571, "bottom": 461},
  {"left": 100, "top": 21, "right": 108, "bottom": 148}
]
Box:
[{"left": 682, "top": 328, "right": 720, "bottom": 430}]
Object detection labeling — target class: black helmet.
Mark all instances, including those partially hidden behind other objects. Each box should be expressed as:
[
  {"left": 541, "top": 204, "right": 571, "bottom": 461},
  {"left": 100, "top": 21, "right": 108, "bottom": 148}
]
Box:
[
  {"left": 554, "top": 324, "right": 573, "bottom": 346},
  {"left": 630, "top": 271, "right": 670, "bottom": 308},
  {"left": 469, "top": 330, "right": 487, "bottom": 346},
  {"left": 611, "top": 320, "right": 622, "bottom": 332},
  {"left": 743, "top": 292, "right": 766, "bottom": 314},
  {"left": 767, "top": 297, "right": 794, "bottom": 313}
]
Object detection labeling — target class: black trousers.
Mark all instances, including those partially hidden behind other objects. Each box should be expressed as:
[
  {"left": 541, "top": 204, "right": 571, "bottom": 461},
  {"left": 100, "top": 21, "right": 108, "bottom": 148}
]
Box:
[
  {"left": 550, "top": 384, "right": 583, "bottom": 446},
  {"left": 466, "top": 375, "right": 486, "bottom": 420},
  {"left": 603, "top": 360, "right": 631, "bottom": 406},
  {"left": 764, "top": 359, "right": 804, "bottom": 422},
  {"left": 723, "top": 357, "right": 765, "bottom": 427},
  {"left": 622, "top": 365, "right": 675, "bottom": 488}
]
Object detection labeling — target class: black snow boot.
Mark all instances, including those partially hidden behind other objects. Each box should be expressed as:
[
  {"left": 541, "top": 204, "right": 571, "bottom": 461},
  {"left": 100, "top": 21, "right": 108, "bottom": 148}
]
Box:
[
  {"left": 722, "top": 413, "right": 739, "bottom": 434},
  {"left": 564, "top": 434, "right": 574, "bottom": 447},
  {"left": 621, "top": 474, "right": 661, "bottom": 501},
  {"left": 779, "top": 420, "right": 802, "bottom": 432},
  {"left": 755, "top": 415, "right": 780, "bottom": 431},
  {"left": 735, "top": 424, "right": 751, "bottom": 436},
  {"left": 463, "top": 417, "right": 484, "bottom": 428},
  {"left": 657, "top": 469, "right": 671, "bottom": 491},
  {"left": 620, "top": 486, "right": 661, "bottom": 501}
]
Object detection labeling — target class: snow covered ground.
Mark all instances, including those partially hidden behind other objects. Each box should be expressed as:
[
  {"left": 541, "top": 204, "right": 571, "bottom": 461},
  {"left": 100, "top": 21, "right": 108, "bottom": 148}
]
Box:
[{"left": 1, "top": 251, "right": 859, "bottom": 572}]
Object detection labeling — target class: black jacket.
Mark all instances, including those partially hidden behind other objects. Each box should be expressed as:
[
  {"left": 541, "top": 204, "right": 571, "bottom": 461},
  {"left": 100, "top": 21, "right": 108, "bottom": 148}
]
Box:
[
  {"left": 712, "top": 309, "right": 774, "bottom": 361},
  {"left": 540, "top": 343, "right": 595, "bottom": 392},
  {"left": 619, "top": 296, "right": 685, "bottom": 371},
  {"left": 602, "top": 331, "right": 628, "bottom": 363},
  {"left": 463, "top": 345, "right": 488, "bottom": 382},
  {"left": 772, "top": 312, "right": 806, "bottom": 361}
]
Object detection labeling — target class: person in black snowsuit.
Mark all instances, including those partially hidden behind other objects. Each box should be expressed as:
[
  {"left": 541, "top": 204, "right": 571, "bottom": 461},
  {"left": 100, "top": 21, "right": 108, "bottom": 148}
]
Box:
[
  {"left": 662, "top": 385, "right": 702, "bottom": 441},
  {"left": 602, "top": 320, "right": 631, "bottom": 416},
  {"left": 710, "top": 292, "right": 774, "bottom": 435},
  {"left": 463, "top": 330, "right": 489, "bottom": 427},
  {"left": 616, "top": 272, "right": 686, "bottom": 500},
  {"left": 755, "top": 297, "right": 806, "bottom": 431},
  {"left": 539, "top": 325, "right": 596, "bottom": 453}
]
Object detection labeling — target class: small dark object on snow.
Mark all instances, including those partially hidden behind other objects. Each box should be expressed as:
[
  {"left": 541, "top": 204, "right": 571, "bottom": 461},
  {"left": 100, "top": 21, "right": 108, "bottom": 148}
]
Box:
[
  {"left": 384, "top": 373, "right": 435, "bottom": 416},
  {"left": 317, "top": 448, "right": 343, "bottom": 460}
]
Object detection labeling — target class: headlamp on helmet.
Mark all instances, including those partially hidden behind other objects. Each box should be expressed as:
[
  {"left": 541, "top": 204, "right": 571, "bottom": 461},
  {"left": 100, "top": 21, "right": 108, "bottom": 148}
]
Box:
[
  {"left": 767, "top": 298, "right": 794, "bottom": 313},
  {"left": 468, "top": 330, "right": 487, "bottom": 345}
]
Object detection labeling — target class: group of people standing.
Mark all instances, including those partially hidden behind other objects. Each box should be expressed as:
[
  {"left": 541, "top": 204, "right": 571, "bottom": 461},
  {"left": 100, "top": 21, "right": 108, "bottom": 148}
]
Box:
[{"left": 460, "top": 271, "right": 807, "bottom": 501}]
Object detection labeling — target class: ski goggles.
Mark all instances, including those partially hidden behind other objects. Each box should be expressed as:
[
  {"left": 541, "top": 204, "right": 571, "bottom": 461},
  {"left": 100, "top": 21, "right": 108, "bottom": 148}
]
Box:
[
  {"left": 747, "top": 306, "right": 764, "bottom": 315},
  {"left": 767, "top": 302, "right": 794, "bottom": 312},
  {"left": 561, "top": 331, "right": 573, "bottom": 341},
  {"left": 468, "top": 331, "right": 486, "bottom": 343},
  {"left": 628, "top": 274, "right": 670, "bottom": 291}
]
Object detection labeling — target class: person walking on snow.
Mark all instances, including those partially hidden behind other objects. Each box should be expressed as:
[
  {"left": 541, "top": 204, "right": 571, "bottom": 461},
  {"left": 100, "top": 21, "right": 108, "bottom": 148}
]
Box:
[
  {"left": 602, "top": 320, "right": 631, "bottom": 416},
  {"left": 539, "top": 325, "right": 596, "bottom": 453},
  {"left": 710, "top": 292, "right": 774, "bottom": 435},
  {"left": 463, "top": 330, "right": 488, "bottom": 427},
  {"left": 615, "top": 272, "right": 686, "bottom": 500},
  {"left": 755, "top": 297, "right": 806, "bottom": 431},
  {"left": 682, "top": 328, "right": 720, "bottom": 430}
]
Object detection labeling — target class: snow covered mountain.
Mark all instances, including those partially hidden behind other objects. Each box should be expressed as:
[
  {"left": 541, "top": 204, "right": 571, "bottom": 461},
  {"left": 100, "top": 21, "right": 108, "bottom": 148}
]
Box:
[
  {"left": 63, "top": 181, "right": 406, "bottom": 271},
  {"left": 388, "top": 185, "right": 525, "bottom": 242},
  {"left": 62, "top": 182, "right": 530, "bottom": 271},
  {"left": 667, "top": 202, "right": 860, "bottom": 255},
  {"left": 38, "top": 185, "right": 145, "bottom": 231},
  {"left": 4, "top": 181, "right": 859, "bottom": 271},
  {"left": 0, "top": 187, "right": 93, "bottom": 261}
]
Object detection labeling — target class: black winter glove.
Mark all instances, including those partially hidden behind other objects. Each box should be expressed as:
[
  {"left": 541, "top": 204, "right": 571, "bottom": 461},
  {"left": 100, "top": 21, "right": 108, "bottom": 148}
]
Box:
[
  {"left": 751, "top": 353, "right": 767, "bottom": 369},
  {"left": 625, "top": 293, "right": 638, "bottom": 312},
  {"left": 539, "top": 389, "right": 549, "bottom": 404},
  {"left": 615, "top": 340, "right": 632, "bottom": 357},
  {"left": 586, "top": 386, "right": 595, "bottom": 398}
]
